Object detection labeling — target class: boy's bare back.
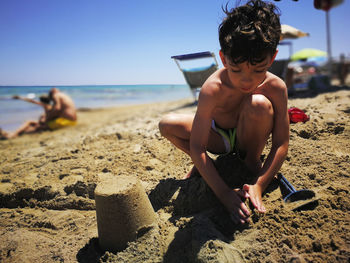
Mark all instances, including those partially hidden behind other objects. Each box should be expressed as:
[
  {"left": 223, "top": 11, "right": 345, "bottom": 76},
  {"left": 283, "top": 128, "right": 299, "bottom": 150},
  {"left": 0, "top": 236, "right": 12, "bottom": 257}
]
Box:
[{"left": 49, "top": 88, "right": 77, "bottom": 121}]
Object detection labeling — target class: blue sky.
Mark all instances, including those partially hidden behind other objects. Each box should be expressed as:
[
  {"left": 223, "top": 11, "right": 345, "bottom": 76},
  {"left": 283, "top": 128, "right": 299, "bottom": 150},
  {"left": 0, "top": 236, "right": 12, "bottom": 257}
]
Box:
[{"left": 0, "top": 0, "right": 349, "bottom": 86}]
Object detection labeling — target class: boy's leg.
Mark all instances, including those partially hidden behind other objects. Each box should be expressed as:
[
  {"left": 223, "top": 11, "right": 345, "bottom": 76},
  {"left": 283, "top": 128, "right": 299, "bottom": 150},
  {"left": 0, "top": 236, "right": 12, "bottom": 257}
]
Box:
[
  {"left": 236, "top": 94, "right": 274, "bottom": 174},
  {"left": 159, "top": 113, "right": 227, "bottom": 178},
  {"left": 159, "top": 113, "right": 194, "bottom": 155},
  {"left": 159, "top": 113, "right": 229, "bottom": 155},
  {"left": 9, "top": 121, "right": 40, "bottom": 138}
]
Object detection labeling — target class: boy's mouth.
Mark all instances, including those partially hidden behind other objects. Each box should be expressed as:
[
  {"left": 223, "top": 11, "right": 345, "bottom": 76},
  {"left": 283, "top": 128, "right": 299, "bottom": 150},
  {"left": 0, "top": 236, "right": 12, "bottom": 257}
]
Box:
[{"left": 241, "top": 86, "right": 254, "bottom": 91}]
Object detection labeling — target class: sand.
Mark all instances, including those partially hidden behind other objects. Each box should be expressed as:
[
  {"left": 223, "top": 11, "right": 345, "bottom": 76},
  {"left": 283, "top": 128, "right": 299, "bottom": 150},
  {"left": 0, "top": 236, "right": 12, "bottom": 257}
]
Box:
[{"left": 0, "top": 86, "right": 349, "bottom": 262}]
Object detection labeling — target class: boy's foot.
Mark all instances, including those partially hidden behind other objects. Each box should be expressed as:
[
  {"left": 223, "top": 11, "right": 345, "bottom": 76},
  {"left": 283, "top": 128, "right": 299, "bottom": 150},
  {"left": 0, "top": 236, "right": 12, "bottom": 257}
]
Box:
[{"left": 183, "top": 166, "right": 199, "bottom": 179}]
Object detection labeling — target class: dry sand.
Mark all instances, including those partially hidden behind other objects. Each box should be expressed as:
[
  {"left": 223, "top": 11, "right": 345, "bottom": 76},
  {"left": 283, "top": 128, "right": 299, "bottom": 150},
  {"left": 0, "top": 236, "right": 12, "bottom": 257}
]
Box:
[{"left": 0, "top": 87, "right": 349, "bottom": 262}]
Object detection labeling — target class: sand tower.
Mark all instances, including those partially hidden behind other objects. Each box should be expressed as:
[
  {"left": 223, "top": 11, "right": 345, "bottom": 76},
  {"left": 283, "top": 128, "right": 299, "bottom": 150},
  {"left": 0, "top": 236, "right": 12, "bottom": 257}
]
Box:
[{"left": 95, "top": 175, "right": 156, "bottom": 252}]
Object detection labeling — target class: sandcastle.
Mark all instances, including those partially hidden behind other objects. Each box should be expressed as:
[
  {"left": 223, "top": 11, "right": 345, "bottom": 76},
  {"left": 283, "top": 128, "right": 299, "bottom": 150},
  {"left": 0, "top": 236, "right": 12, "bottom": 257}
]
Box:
[{"left": 94, "top": 175, "right": 156, "bottom": 252}]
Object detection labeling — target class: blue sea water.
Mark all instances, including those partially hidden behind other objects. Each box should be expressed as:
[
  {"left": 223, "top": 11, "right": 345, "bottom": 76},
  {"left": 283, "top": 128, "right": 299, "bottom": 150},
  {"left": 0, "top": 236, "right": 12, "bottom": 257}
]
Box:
[{"left": 0, "top": 85, "right": 192, "bottom": 132}]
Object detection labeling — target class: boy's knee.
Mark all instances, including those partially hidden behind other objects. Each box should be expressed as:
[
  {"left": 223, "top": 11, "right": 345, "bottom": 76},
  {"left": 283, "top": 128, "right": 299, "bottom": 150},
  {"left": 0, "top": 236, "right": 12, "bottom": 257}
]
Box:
[
  {"left": 245, "top": 94, "right": 273, "bottom": 121},
  {"left": 158, "top": 114, "right": 175, "bottom": 137}
]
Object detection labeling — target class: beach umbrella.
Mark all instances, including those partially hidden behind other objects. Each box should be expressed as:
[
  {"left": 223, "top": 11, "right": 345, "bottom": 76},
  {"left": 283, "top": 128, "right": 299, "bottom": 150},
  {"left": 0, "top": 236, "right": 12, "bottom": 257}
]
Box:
[
  {"left": 279, "top": 24, "right": 309, "bottom": 58},
  {"left": 291, "top": 48, "right": 327, "bottom": 61},
  {"left": 280, "top": 24, "right": 309, "bottom": 41}
]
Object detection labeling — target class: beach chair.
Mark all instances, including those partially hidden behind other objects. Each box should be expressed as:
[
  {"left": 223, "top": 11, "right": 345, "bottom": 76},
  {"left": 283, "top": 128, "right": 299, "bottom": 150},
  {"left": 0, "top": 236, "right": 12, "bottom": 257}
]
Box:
[
  {"left": 171, "top": 51, "right": 219, "bottom": 102},
  {"left": 268, "top": 59, "right": 290, "bottom": 80},
  {"left": 268, "top": 59, "right": 295, "bottom": 94}
]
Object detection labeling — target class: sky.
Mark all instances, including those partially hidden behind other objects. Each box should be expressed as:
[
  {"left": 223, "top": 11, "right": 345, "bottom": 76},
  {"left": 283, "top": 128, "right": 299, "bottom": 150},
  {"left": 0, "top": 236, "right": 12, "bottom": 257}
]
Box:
[{"left": 0, "top": 0, "right": 349, "bottom": 86}]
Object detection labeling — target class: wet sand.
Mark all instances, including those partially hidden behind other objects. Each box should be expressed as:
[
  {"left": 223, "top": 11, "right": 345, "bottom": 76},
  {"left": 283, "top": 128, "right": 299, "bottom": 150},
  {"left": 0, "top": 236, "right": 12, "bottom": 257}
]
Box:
[{"left": 0, "top": 87, "right": 349, "bottom": 262}]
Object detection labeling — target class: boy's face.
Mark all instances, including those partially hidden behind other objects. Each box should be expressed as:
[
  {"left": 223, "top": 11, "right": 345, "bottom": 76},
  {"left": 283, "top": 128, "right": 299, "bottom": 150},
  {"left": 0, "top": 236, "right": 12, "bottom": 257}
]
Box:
[{"left": 220, "top": 50, "right": 277, "bottom": 93}]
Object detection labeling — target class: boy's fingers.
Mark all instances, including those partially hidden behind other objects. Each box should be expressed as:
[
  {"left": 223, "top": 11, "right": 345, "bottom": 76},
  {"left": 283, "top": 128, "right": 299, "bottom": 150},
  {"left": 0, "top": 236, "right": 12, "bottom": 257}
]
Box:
[
  {"left": 231, "top": 210, "right": 248, "bottom": 224},
  {"left": 250, "top": 196, "right": 260, "bottom": 210},
  {"left": 235, "top": 189, "right": 249, "bottom": 199},
  {"left": 238, "top": 209, "right": 247, "bottom": 219},
  {"left": 243, "top": 184, "right": 250, "bottom": 192},
  {"left": 241, "top": 189, "right": 250, "bottom": 198},
  {"left": 240, "top": 202, "right": 251, "bottom": 217},
  {"left": 250, "top": 196, "right": 266, "bottom": 213},
  {"left": 258, "top": 203, "right": 266, "bottom": 213}
]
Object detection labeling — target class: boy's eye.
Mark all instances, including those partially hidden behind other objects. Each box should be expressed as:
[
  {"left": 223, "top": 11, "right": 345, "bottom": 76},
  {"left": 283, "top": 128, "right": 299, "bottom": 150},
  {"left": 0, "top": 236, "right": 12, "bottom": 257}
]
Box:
[
  {"left": 255, "top": 67, "right": 267, "bottom": 73},
  {"left": 231, "top": 69, "right": 241, "bottom": 73}
]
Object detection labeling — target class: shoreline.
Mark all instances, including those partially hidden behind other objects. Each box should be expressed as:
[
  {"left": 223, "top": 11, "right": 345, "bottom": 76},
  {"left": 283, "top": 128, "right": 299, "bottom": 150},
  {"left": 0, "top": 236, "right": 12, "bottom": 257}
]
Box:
[
  {"left": 0, "top": 84, "right": 192, "bottom": 132},
  {"left": 0, "top": 88, "right": 349, "bottom": 262},
  {"left": 0, "top": 95, "right": 194, "bottom": 132}
]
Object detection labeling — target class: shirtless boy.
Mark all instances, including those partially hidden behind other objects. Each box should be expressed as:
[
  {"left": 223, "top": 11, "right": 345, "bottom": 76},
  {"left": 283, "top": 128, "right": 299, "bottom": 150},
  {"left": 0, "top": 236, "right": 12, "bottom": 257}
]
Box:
[
  {"left": 46, "top": 87, "right": 77, "bottom": 130},
  {"left": 159, "top": 0, "right": 289, "bottom": 224}
]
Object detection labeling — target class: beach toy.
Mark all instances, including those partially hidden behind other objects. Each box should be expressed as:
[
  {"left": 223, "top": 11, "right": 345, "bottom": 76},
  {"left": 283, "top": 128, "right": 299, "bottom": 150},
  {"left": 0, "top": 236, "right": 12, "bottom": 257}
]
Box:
[
  {"left": 95, "top": 175, "right": 156, "bottom": 252},
  {"left": 277, "top": 173, "right": 318, "bottom": 211},
  {"left": 288, "top": 107, "right": 309, "bottom": 123}
]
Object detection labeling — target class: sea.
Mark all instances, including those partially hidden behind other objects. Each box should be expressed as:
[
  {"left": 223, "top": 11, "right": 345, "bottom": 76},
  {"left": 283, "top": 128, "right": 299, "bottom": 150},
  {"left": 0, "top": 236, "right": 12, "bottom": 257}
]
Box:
[{"left": 0, "top": 85, "right": 192, "bottom": 132}]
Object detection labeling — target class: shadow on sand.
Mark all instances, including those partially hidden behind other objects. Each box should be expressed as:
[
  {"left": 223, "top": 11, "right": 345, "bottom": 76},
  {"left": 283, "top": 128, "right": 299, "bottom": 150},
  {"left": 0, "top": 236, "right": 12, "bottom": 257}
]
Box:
[
  {"left": 75, "top": 154, "right": 280, "bottom": 262},
  {"left": 148, "top": 154, "right": 279, "bottom": 262}
]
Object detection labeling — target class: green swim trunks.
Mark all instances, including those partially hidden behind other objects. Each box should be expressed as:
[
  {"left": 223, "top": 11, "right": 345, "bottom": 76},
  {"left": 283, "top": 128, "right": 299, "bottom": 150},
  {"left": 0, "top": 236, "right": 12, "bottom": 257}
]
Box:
[{"left": 211, "top": 120, "right": 236, "bottom": 154}]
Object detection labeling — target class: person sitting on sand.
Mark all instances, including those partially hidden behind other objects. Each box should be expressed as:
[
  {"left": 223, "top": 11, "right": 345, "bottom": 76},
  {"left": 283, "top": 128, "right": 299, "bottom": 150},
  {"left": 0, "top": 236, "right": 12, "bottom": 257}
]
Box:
[
  {"left": 0, "top": 88, "right": 77, "bottom": 139},
  {"left": 45, "top": 87, "right": 77, "bottom": 130},
  {"left": 0, "top": 94, "right": 53, "bottom": 139},
  {"left": 159, "top": 0, "right": 289, "bottom": 224}
]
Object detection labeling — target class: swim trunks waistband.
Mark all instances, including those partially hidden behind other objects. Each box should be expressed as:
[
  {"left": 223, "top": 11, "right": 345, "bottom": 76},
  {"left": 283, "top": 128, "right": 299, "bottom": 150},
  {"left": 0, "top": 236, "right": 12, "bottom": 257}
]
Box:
[
  {"left": 47, "top": 117, "right": 77, "bottom": 130},
  {"left": 211, "top": 120, "right": 236, "bottom": 154}
]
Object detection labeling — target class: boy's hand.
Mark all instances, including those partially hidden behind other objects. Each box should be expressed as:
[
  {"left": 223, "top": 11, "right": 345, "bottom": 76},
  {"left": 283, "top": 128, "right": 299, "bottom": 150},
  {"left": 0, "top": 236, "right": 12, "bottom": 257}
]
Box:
[
  {"left": 219, "top": 188, "right": 251, "bottom": 224},
  {"left": 243, "top": 184, "right": 266, "bottom": 213}
]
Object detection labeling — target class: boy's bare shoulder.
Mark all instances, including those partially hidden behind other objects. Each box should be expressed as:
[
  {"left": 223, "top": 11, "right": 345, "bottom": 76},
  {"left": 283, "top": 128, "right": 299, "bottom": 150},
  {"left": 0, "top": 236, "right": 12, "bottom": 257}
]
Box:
[
  {"left": 201, "top": 68, "right": 227, "bottom": 96},
  {"left": 255, "top": 72, "right": 288, "bottom": 112},
  {"left": 266, "top": 72, "right": 287, "bottom": 88},
  {"left": 259, "top": 72, "right": 287, "bottom": 97}
]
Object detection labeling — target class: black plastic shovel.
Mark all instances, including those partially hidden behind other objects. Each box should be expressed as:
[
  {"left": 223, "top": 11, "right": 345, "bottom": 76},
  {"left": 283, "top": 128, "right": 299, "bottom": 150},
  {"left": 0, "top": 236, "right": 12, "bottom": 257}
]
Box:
[{"left": 277, "top": 173, "right": 318, "bottom": 211}]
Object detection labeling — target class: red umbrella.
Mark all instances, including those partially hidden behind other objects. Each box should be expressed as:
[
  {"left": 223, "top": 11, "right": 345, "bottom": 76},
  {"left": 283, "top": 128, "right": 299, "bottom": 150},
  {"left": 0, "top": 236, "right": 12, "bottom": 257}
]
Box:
[{"left": 314, "top": 0, "right": 344, "bottom": 11}]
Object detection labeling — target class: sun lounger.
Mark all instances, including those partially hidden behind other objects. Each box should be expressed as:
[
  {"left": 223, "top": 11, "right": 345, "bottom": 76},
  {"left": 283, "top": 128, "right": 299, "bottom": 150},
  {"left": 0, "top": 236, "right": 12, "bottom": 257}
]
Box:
[
  {"left": 171, "top": 51, "right": 218, "bottom": 102},
  {"left": 268, "top": 59, "right": 290, "bottom": 80}
]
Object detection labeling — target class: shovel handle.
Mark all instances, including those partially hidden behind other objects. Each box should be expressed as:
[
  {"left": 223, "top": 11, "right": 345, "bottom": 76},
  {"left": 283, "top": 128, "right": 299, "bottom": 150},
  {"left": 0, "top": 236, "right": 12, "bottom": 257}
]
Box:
[{"left": 277, "top": 173, "right": 297, "bottom": 194}]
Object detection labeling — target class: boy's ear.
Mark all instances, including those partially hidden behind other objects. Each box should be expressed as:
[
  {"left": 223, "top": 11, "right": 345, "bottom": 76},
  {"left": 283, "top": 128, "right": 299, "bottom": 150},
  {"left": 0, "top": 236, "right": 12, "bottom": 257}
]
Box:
[
  {"left": 270, "top": 50, "right": 278, "bottom": 65},
  {"left": 219, "top": 50, "right": 228, "bottom": 67}
]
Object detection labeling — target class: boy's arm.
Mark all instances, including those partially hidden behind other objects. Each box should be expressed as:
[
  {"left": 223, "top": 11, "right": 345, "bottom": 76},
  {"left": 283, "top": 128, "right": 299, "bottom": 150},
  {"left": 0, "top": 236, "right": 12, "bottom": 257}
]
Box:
[
  {"left": 13, "top": 95, "right": 44, "bottom": 107},
  {"left": 247, "top": 82, "right": 290, "bottom": 212},
  {"left": 190, "top": 87, "right": 251, "bottom": 224}
]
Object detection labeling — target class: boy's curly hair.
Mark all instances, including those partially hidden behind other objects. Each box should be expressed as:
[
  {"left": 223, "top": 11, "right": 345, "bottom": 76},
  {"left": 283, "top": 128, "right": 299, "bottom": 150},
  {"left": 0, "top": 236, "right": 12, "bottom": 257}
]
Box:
[{"left": 219, "top": 0, "right": 281, "bottom": 65}]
